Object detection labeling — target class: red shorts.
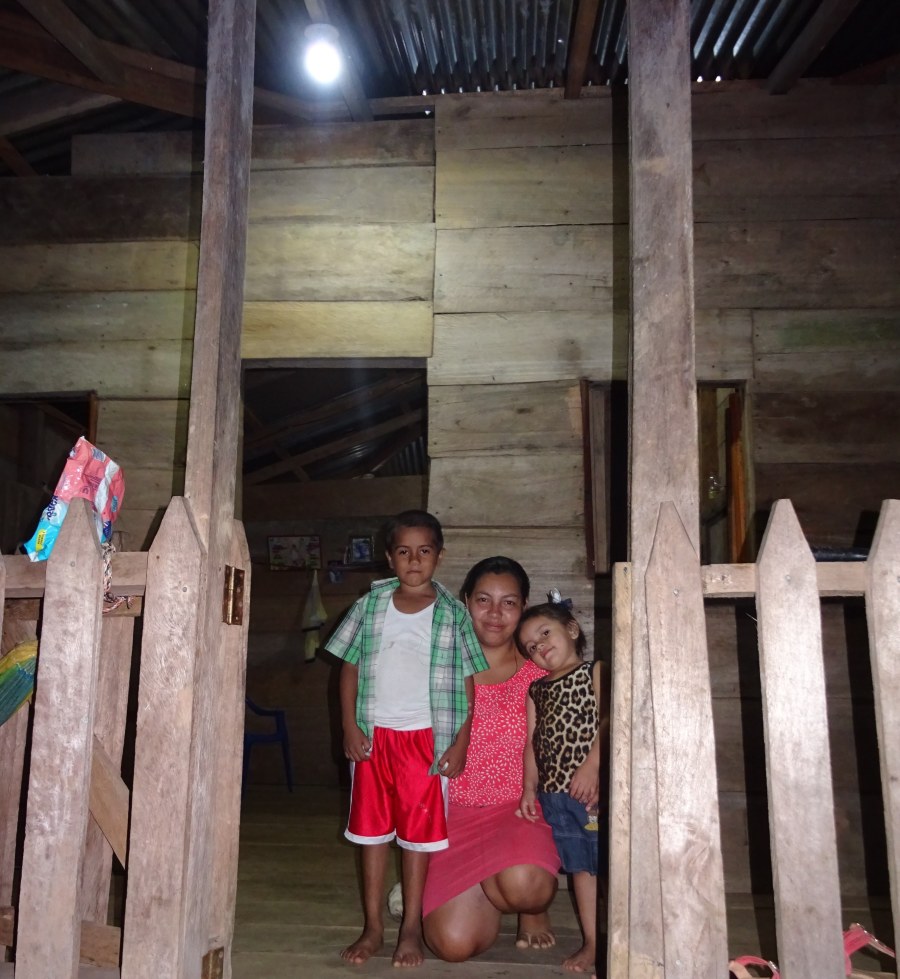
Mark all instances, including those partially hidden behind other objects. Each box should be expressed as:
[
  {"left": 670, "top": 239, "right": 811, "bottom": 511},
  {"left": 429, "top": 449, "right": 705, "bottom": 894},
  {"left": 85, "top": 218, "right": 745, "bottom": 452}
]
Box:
[{"left": 346, "top": 727, "right": 449, "bottom": 851}]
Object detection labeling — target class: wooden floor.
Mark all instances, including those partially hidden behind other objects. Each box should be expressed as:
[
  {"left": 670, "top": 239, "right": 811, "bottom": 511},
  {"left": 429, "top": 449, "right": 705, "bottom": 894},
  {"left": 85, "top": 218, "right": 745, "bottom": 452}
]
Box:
[{"left": 233, "top": 786, "right": 585, "bottom": 978}]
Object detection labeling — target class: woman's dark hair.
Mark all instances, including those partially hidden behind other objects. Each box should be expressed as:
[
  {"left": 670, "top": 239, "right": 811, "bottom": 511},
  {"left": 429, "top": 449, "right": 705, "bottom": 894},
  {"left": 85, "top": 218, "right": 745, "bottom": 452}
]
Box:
[
  {"left": 516, "top": 602, "right": 587, "bottom": 658},
  {"left": 383, "top": 510, "right": 444, "bottom": 551},
  {"left": 460, "top": 556, "right": 530, "bottom": 603}
]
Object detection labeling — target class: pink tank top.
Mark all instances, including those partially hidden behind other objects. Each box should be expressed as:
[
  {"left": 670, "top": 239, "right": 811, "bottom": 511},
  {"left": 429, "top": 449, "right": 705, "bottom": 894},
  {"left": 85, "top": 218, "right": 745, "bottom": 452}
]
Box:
[{"left": 451, "top": 659, "right": 546, "bottom": 807}]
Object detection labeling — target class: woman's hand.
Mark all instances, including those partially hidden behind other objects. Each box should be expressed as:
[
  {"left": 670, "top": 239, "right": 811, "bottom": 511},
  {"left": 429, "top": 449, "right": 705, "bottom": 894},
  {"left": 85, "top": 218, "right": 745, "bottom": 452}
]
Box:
[
  {"left": 568, "top": 760, "right": 599, "bottom": 807},
  {"left": 437, "top": 740, "right": 468, "bottom": 779},
  {"left": 518, "top": 787, "right": 539, "bottom": 821},
  {"left": 343, "top": 724, "right": 371, "bottom": 762}
]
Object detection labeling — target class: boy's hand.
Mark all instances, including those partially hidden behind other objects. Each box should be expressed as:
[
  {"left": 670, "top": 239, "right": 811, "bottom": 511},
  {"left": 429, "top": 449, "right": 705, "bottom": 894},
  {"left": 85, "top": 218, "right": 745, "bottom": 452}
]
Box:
[
  {"left": 343, "top": 724, "right": 371, "bottom": 763},
  {"left": 437, "top": 741, "right": 468, "bottom": 779},
  {"left": 517, "top": 788, "right": 539, "bottom": 822},
  {"left": 568, "top": 760, "right": 600, "bottom": 807}
]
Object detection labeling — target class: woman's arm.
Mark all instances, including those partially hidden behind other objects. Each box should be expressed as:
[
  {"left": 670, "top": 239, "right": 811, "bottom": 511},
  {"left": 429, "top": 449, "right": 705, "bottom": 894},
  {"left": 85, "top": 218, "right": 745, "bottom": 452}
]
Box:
[
  {"left": 519, "top": 694, "right": 540, "bottom": 820},
  {"left": 339, "top": 661, "right": 371, "bottom": 762}
]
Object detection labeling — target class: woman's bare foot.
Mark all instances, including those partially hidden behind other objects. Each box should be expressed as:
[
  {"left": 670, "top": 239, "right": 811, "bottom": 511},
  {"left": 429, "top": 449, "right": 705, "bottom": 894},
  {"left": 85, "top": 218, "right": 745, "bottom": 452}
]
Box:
[
  {"left": 341, "top": 926, "right": 384, "bottom": 965},
  {"left": 516, "top": 911, "right": 556, "bottom": 949},
  {"left": 563, "top": 942, "right": 596, "bottom": 973},
  {"left": 392, "top": 922, "right": 425, "bottom": 968}
]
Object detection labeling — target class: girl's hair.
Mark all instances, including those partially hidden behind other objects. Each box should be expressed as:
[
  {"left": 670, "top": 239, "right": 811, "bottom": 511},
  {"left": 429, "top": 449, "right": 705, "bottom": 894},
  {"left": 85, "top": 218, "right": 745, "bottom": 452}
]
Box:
[
  {"left": 460, "top": 555, "right": 530, "bottom": 603},
  {"left": 383, "top": 509, "right": 444, "bottom": 551},
  {"left": 516, "top": 602, "right": 587, "bottom": 658}
]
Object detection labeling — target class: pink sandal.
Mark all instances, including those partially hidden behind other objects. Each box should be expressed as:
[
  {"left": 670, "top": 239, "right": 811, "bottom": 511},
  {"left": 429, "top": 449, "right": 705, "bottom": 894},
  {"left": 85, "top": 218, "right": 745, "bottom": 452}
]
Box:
[
  {"left": 844, "top": 922, "right": 896, "bottom": 977},
  {"left": 729, "top": 956, "right": 780, "bottom": 979}
]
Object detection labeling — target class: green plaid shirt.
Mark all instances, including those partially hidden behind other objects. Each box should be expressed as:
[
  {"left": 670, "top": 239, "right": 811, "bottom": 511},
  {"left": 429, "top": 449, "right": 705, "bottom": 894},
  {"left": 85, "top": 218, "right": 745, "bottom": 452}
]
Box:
[{"left": 326, "top": 577, "right": 488, "bottom": 774}]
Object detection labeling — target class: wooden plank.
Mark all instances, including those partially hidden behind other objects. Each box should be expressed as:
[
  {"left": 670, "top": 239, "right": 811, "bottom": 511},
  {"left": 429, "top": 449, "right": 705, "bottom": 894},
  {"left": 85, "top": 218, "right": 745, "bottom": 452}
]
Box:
[
  {"left": 248, "top": 166, "right": 433, "bottom": 224},
  {"left": 428, "top": 381, "right": 582, "bottom": 456},
  {"left": 691, "top": 82, "right": 900, "bottom": 141},
  {"left": 627, "top": 0, "right": 698, "bottom": 972},
  {"left": 0, "top": 340, "right": 193, "bottom": 399},
  {"left": 435, "top": 90, "right": 615, "bottom": 151},
  {"left": 120, "top": 498, "right": 204, "bottom": 979},
  {"left": 0, "top": 909, "right": 120, "bottom": 968},
  {"left": 0, "top": 81, "right": 119, "bottom": 139},
  {"left": 0, "top": 176, "right": 199, "bottom": 244},
  {"left": 646, "top": 504, "right": 726, "bottom": 977},
  {"left": 753, "top": 308, "right": 900, "bottom": 355},
  {"left": 0, "top": 136, "right": 37, "bottom": 176},
  {"left": 95, "top": 399, "right": 189, "bottom": 472},
  {"left": 755, "top": 500, "right": 844, "bottom": 978},
  {"left": 0, "top": 290, "right": 196, "bottom": 344},
  {"left": 435, "top": 144, "right": 618, "bottom": 228},
  {"left": 755, "top": 463, "right": 900, "bottom": 550},
  {"left": 0, "top": 241, "right": 198, "bottom": 293},
  {"left": 865, "top": 499, "right": 900, "bottom": 954},
  {"left": 692, "top": 136, "right": 900, "bottom": 222},
  {"left": 754, "top": 391, "right": 900, "bottom": 464},
  {"left": 16, "top": 499, "right": 104, "bottom": 979},
  {"left": 702, "top": 561, "right": 867, "bottom": 598},
  {"left": 116, "top": 467, "right": 185, "bottom": 511},
  {"left": 242, "top": 475, "right": 425, "bottom": 521},
  {"left": 209, "top": 521, "right": 251, "bottom": 956},
  {"left": 80, "top": 613, "right": 135, "bottom": 922},
  {"left": 428, "top": 308, "right": 750, "bottom": 384},
  {"left": 755, "top": 351, "right": 900, "bottom": 391},
  {"left": 241, "top": 301, "right": 433, "bottom": 359},
  {"left": 429, "top": 452, "right": 584, "bottom": 527},
  {"left": 72, "top": 119, "right": 435, "bottom": 175},
  {"left": 608, "top": 562, "right": 632, "bottom": 977},
  {"left": 87, "top": 736, "right": 129, "bottom": 869},
  {"left": 244, "top": 222, "right": 435, "bottom": 302},
  {"left": 434, "top": 225, "right": 621, "bottom": 314},
  {"left": 695, "top": 219, "right": 900, "bottom": 310},
  {"left": 565, "top": 0, "right": 602, "bottom": 98}
]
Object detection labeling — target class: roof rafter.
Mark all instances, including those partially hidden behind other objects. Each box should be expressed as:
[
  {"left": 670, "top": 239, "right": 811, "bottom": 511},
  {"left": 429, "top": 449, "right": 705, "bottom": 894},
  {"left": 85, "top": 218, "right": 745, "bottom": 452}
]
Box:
[{"left": 565, "top": 0, "right": 602, "bottom": 99}]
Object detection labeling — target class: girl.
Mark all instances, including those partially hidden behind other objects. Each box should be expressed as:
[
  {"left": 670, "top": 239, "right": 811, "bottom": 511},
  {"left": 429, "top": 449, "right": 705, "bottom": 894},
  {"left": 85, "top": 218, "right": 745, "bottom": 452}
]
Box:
[{"left": 516, "top": 601, "right": 609, "bottom": 975}]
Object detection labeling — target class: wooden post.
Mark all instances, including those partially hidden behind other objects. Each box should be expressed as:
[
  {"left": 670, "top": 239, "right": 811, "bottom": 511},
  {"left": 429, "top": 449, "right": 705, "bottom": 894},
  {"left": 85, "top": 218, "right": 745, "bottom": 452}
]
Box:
[
  {"left": 121, "top": 497, "right": 205, "bottom": 979},
  {"left": 756, "top": 500, "right": 844, "bottom": 979},
  {"left": 865, "top": 499, "right": 900, "bottom": 956},
  {"left": 15, "top": 499, "right": 104, "bottom": 979},
  {"left": 626, "top": 0, "right": 699, "bottom": 974},
  {"left": 608, "top": 562, "right": 632, "bottom": 976},
  {"left": 645, "top": 504, "right": 726, "bottom": 977}
]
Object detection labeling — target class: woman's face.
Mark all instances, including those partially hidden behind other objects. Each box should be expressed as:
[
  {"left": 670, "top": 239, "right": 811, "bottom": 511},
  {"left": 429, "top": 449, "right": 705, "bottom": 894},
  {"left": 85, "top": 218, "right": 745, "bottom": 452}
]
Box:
[{"left": 466, "top": 572, "right": 525, "bottom": 649}]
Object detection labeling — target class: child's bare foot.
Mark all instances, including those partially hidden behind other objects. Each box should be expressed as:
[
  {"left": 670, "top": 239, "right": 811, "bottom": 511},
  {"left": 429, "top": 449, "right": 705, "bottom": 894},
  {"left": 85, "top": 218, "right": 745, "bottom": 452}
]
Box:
[
  {"left": 563, "top": 942, "right": 596, "bottom": 973},
  {"left": 392, "top": 922, "right": 425, "bottom": 968},
  {"left": 341, "top": 926, "right": 384, "bottom": 965},
  {"left": 516, "top": 911, "right": 556, "bottom": 949}
]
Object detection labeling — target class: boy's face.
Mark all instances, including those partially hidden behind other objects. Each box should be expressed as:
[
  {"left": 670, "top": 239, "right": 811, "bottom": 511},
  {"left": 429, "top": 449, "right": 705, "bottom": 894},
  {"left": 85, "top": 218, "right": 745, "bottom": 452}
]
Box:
[{"left": 386, "top": 526, "right": 443, "bottom": 588}]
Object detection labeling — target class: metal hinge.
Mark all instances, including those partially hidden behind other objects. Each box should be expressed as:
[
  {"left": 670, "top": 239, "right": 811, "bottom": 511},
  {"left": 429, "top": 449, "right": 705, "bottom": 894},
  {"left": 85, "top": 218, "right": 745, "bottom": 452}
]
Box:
[
  {"left": 201, "top": 947, "right": 224, "bottom": 979},
  {"left": 223, "top": 565, "right": 245, "bottom": 625}
]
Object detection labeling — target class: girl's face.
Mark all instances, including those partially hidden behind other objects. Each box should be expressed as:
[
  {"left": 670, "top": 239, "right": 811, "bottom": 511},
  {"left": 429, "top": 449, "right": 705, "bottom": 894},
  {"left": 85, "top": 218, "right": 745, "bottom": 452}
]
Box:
[
  {"left": 518, "top": 615, "right": 582, "bottom": 677},
  {"left": 466, "top": 572, "right": 525, "bottom": 649}
]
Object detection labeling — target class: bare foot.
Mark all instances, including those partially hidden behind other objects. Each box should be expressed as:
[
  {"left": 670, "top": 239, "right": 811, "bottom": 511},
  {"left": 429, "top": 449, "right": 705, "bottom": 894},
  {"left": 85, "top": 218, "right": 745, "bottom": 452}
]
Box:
[
  {"left": 516, "top": 911, "right": 556, "bottom": 949},
  {"left": 341, "top": 926, "right": 384, "bottom": 965},
  {"left": 392, "top": 922, "right": 425, "bottom": 968},
  {"left": 563, "top": 942, "right": 596, "bottom": 973}
]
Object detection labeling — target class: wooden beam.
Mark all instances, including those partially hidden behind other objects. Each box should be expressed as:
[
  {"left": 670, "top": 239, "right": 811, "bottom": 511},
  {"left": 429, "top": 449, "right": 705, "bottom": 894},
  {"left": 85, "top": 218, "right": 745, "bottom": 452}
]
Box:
[
  {"left": 304, "top": 0, "right": 373, "bottom": 121},
  {"left": 245, "top": 405, "right": 310, "bottom": 481},
  {"left": 837, "top": 50, "right": 900, "bottom": 84},
  {"left": 0, "top": 81, "right": 119, "bottom": 138},
  {"left": 0, "top": 907, "right": 120, "bottom": 968},
  {"left": 626, "top": 0, "right": 699, "bottom": 974},
  {"left": 88, "top": 737, "right": 129, "bottom": 869},
  {"left": 0, "top": 137, "right": 37, "bottom": 176},
  {"left": 16, "top": 0, "right": 124, "bottom": 85},
  {"left": 767, "top": 0, "right": 865, "bottom": 94},
  {"left": 565, "top": 0, "right": 601, "bottom": 99}
]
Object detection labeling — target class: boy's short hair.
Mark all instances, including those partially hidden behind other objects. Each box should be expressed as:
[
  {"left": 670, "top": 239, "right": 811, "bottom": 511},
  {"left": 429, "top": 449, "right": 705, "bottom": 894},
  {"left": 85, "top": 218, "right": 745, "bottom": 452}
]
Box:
[{"left": 383, "top": 510, "right": 444, "bottom": 551}]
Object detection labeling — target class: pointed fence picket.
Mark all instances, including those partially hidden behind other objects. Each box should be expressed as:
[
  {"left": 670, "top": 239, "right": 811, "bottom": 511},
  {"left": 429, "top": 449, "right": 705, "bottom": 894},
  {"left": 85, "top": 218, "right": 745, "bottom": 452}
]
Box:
[{"left": 611, "top": 498, "right": 900, "bottom": 979}]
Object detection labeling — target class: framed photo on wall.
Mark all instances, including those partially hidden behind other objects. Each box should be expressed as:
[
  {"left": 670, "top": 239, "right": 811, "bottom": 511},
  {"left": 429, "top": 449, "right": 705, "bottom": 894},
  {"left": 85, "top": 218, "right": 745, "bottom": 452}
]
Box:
[
  {"left": 348, "top": 536, "right": 374, "bottom": 565},
  {"left": 268, "top": 535, "right": 322, "bottom": 571}
]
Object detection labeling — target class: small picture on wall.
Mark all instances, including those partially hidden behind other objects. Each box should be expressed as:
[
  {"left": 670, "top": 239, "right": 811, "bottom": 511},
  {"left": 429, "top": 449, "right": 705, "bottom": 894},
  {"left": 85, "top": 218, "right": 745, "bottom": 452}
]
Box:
[
  {"left": 268, "top": 535, "right": 322, "bottom": 571},
  {"left": 348, "top": 536, "right": 374, "bottom": 565}
]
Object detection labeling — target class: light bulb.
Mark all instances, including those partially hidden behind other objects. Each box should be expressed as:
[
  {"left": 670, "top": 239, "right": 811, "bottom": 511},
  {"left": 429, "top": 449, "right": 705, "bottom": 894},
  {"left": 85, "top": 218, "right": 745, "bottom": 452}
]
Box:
[{"left": 304, "top": 24, "right": 342, "bottom": 85}]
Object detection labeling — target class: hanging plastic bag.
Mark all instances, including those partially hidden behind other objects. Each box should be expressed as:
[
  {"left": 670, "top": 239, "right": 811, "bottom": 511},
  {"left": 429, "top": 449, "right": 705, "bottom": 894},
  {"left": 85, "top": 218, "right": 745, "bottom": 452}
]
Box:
[
  {"left": 24, "top": 436, "right": 125, "bottom": 562},
  {"left": 300, "top": 570, "right": 328, "bottom": 661}
]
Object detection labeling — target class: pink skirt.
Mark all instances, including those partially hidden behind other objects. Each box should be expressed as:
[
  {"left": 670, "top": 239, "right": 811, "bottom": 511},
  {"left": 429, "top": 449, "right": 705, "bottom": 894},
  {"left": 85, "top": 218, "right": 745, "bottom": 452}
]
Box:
[{"left": 422, "top": 800, "right": 560, "bottom": 918}]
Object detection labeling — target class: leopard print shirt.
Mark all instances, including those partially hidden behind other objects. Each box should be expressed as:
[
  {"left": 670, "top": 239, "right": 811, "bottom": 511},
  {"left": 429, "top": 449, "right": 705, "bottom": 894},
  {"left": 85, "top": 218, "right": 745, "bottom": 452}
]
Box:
[{"left": 529, "top": 661, "right": 598, "bottom": 793}]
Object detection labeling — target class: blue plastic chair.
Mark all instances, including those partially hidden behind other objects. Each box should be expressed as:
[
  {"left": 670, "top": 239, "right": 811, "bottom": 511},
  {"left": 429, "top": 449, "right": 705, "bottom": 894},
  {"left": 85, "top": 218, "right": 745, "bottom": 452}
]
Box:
[{"left": 243, "top": 697, "right": 293, "bottom": 792}]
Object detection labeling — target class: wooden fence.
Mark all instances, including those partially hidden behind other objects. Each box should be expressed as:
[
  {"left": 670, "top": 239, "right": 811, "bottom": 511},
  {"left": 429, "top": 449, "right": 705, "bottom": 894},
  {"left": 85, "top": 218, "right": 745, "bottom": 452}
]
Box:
[
  {"left": 609, "top": 498, "right": 900, "bottom": 978},
  {"left": 0, "top": 497, "right": 251, "bottom": 979}
]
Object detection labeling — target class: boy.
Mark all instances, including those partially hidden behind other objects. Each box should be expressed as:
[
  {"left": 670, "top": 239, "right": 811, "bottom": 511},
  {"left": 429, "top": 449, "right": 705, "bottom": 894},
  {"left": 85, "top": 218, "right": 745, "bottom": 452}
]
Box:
[{"left": 326, "top": 510, "right": 488, "bottom": 968}]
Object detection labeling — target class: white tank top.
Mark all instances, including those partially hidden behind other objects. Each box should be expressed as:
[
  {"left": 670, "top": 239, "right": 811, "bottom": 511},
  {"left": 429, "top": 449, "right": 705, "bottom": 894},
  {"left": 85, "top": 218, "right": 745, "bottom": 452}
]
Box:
[{"left": 373, "top": 598, "right": 434, "bottom": 730}]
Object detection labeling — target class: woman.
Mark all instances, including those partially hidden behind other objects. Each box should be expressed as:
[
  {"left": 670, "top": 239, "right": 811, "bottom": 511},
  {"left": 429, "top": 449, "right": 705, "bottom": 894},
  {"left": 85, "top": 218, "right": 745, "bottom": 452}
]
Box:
[{"left": 422, "top": 556, "right": 560, "bottom": 961}]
